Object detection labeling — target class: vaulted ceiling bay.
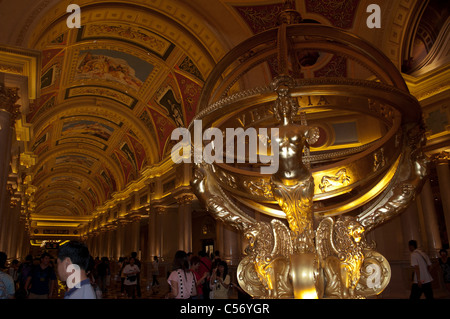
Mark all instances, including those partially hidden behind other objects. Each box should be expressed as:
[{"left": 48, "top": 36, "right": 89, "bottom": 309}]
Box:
[{"left": 24, "top": 0, "right": 228, "bottom": 236}]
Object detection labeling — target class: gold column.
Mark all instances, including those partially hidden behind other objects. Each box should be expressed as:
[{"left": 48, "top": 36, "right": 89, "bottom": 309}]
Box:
[
  {"left": 221, "top": 223, "right": 241, "bottom": 266},
  {"left": 176, "top": 194, "right": 194, "bottom": 252},
  {"left": 0, "top": 84, "right": 20, "bottom": 252},
  {"left": 112, "top": 222, "right": 121, "bottom": 259},
  {"left": 116, "top": 219, "right": 127, "bottom": 258},
  {"left": 91, "top": 233, "right": 98, "bottom": 258},
  {"left": 433, "top": 152, "right": 450, "bottom": 246},
  {"left": 8, "top": 203, "right": 21, "bottom": 258},
  {"left": 400, "top": 200, "right": 422, "bottom": 257},
  {"left": 156, "top": 207, "right": 165, "bottom": 258},
  {"left": 419, "top": 179, "right": 442, "bottom": 257},
  {"left": 130, "top": 215, "right": 141, "bottom": 255},
  {"left": 148, "top": 207, "right": 157, "bottom": 258}
]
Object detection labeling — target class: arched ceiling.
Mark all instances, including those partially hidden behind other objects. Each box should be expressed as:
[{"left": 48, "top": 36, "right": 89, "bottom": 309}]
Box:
[
  {"left": 25, "top": 0, "right": 230, "bottom": 219},
  {"left": 1, "top": 0, "right": 433, "bottom": 231}
]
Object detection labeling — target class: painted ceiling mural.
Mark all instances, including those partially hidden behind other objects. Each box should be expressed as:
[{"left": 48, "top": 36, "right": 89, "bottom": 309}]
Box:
[
  {"left": 27, "top": 0, "right": 221, "bottom": 218},
  {"left": 24, "top": 0, "right": 365, "bottom": 220}
]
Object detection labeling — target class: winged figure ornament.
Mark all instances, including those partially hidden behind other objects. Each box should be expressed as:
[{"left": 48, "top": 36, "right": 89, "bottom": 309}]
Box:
[{"left": 316, "top": 216, "right": 391, "bottom": 298}]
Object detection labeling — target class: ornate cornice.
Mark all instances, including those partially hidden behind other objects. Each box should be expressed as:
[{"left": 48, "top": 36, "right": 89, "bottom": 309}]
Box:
[
  {"left": 176, "top": 194, "right": 195, "bottom": 205},
  {"left": 430, "top": 151, "right": 450, "bottom": 164}
]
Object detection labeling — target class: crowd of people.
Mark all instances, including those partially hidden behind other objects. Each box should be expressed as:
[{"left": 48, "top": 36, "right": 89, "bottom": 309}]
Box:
[
  {"left": 166, "top": 249, "right": 249, "bottom": 299},
  {"left": 1, "top": 240, "right": 450, "bottom": 299},
  {"left": 0, "top": 241, "right": 249, "bottom": 300},
  {"left": 0, "top": 242, "right": 159, "bottom": 299}
]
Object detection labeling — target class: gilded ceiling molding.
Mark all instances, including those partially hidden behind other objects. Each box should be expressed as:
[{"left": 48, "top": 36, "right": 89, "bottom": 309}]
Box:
[
  {"left": 91, "top": 155, "right": 175, "bottom": 216},
  {"left": 380, "top": 0, "right": 423, "bottom": 69},
  {"left": 13, "top": 0, "right": 53, "bottom": 47},
  {"left": 404, "top": 64, "right": 450, "bottom": 101},
  {"left": 0, "top": 45, "right": 41, "bottom": 99},
  {"left": 32, "top": 169, "right": 107, "bottom": 206},
  {"left": 33, "top": 183, "right": 95, "bottom": 213},
  {"left": 32, "top": 143, "right": 124, "bottom": 190},
  {"left": 30, "top": 99, "right": 160, "bottom": 165},
  {"left": 175, "top": 193, "right": 195, "bottom": 205},
  {"left": 28, "top": 0, "right": 224, "bottom": 74},
  {"left": 430, "top": 151, "right": 450, "bottom": 164},
  {"left": 34, "top": 195, "right": 87, "bottom": 216}
]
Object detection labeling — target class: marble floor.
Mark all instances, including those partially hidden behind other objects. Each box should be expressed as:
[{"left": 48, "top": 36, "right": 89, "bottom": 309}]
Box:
[
  {"left": 54, "top": 275, "right": 243, "bottom": 299},
  {"left": 52, "top": 274, "right": 450, "bottom": 299}
]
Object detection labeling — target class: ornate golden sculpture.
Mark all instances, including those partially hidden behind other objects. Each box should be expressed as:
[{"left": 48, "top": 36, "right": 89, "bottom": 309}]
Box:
[
  {"left": 190, "top": 6, "right": 426, "bottom": 299},
  {"left": 0, "top": 84, "right": 21, "bottom": 125},
  {"left": 316, "top": 216, "right": 366, "bottom": 299},
  {"left": 191, "top": 81, "right": 395, "bottom": 299},
  {"left": 270, "top": 76, "right": 318, "bottom": 238}
]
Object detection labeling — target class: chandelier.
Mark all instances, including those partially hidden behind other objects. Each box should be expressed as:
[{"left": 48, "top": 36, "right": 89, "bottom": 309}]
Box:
[{"left": 189, "top": 7, "right": 427, "bottom": 299}]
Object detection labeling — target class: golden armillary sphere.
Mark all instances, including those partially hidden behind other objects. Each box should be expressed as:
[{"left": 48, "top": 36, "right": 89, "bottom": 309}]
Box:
[{"left": 189, "top": 6, "right": 427, "bottom": 299}]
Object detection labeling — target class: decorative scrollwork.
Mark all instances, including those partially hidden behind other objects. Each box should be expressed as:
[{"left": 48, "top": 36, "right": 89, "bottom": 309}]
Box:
[
  {"left": 318, "top": 168, "right": 351, "bottom": 193},
  {"left": 238, "top": 219, "right": 294, "bottom": 299},
  {"left": 243, "top": 179, "right": 273, "bottom": 199},
  {"left": 316, "top": 216, "right": 382, "bottom": 299}
]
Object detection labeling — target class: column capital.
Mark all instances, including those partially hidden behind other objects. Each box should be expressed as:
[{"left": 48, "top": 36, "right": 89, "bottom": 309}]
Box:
[
  {"left": 129, "top": 212, "right": 142, "bottom": 222},
  {"left": 175, "top": 194, "right": 194, "bottom": 205},
  {"left": 431, "top": 151, "right": 450, "bottom": 165},
  {"left": 115, "top": 217, "right": 129, "bottom": 225},
  {"left": 154, "top": 206, "right": 166, "bottom": 214},
  {"left": 0, "top": 84, "right": 20, "bottom": 125}
]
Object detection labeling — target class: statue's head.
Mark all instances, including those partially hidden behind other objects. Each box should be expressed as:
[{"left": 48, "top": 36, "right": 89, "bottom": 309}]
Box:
[
  {"left": 335, "top": 216, "right": 365, "bottom": 244},
  {"left": 272, "top": 76, "right": 298, "bottom": 125},
  {"left": 347, "top": 220, "right": 365, "bottom": 243}
]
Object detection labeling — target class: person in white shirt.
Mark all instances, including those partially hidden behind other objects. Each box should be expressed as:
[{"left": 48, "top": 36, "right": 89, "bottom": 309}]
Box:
[
  {"left": 167, "top": 250, "right": 196, "bottom": 299},
  {"left": 408, "top": 240, "right": 434, "bottom": 299},
  {"left": 152, "top": 256, "right": 159, "bottom": 287},
  {"left": 122, "top": 257, "right": 140, "bottom": 299}
]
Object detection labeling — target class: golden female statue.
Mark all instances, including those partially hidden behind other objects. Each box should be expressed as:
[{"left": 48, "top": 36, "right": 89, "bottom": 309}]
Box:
[{"left": 270, "top": 76, "right": 319, "bottom": 243}]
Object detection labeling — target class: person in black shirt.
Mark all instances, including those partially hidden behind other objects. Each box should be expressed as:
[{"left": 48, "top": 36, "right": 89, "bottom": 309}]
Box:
[{"left": 25, "top": 252, "right": 56, "bottom": 299}]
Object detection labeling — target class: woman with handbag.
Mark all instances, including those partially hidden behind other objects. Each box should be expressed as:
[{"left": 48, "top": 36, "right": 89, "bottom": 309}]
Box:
[
  {"left": 209, "top": 261, "right": 230, "bottom": 299},
  {"left": 122, "top": 257, "right": 140, "bottom": 299}
]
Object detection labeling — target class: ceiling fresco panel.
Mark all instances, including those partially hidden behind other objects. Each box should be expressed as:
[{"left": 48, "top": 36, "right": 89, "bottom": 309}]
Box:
[
  {"left": 126, "top": 133, "right": 148, "bottom": 171},
  {"left": 76, "top": 23, "right": 176, "bottom": 60},
  {"left": 26, "top": 92, "right": 56, "bottom": 122},
  {"left": 75, "top": 48, "right": 153, "bottom": 91},
  {"left": 61, "top": 118, "right": 115, "bottom": 141},
  {"left": 65, "top": 43, "right": 163, "bottom": 96},
  {"left": 65, "top": 85, "right": 139, "bottom": 109},
  {"left": 147, "top": 107, "right": 177, "bottom": 159},
  {"left": 173, "top": 70, "right": 203, "bottom": 125},
  {"left": 112, "top": 150, "right": 136, "bottom": 185},
  {"left": 54, "top": 154, "right": 97, "bottom": 169},
  {"left": 41, "top": 48, "right": 65, "bottom": 69}
]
